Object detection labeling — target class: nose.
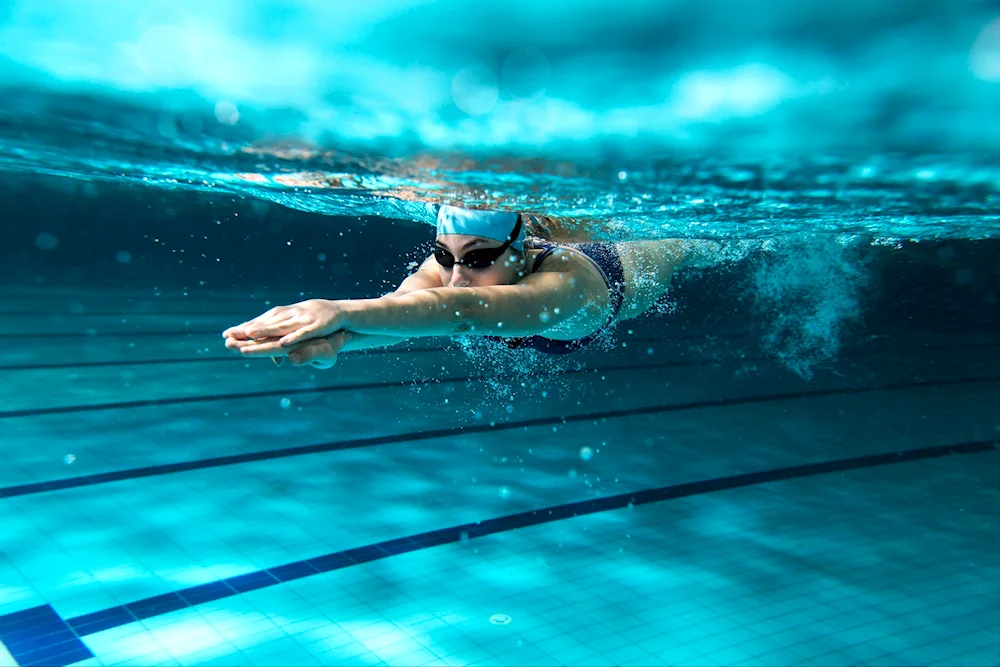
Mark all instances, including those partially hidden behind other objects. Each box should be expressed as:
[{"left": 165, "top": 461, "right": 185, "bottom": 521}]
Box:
[{"left": 450, "top": 265, "right": 472, "bottom": 287}]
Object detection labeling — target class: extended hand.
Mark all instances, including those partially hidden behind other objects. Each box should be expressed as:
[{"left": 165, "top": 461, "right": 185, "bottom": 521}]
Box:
[
  {"left": 224, "top": 331, "right": 348, "bottom": 369},
  {"left": 222, "top": 299, "right": 347, "bottom": 347}
]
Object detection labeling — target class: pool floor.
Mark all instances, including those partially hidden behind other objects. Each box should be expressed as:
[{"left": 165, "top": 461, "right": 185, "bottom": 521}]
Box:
[{"left": 1, "top": 287, "right": 999, "bottom": 666}]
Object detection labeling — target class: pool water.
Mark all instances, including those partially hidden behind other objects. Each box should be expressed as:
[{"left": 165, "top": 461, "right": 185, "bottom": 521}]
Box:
[{"left": 2, "top": 1, "right": 1000, "bottom": 665}]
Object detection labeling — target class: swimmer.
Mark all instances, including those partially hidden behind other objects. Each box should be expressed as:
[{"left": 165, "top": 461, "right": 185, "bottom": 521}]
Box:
[{"left": 222, "top": 205, "right": 714, "bottom": 368}]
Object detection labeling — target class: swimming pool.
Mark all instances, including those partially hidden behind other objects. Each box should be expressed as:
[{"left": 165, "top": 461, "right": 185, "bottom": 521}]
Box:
[
  {"left": 2, "top": 1, "right": 1000, "bottom": 665},
  {"left": 2, "top": 187, "right": 999, "bottom": 665}
]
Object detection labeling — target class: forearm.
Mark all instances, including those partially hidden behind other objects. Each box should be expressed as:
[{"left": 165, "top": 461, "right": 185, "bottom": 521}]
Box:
[
  {"left": 340, "top": 288, "right": 540, "bottom": 338},
  {"left": 336, "top": 277, "right": 434, "bottom": 349}
]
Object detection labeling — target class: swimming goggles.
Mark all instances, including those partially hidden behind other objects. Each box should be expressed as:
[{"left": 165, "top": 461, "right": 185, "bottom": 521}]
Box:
[{"left": 433, "top": 215, "right": 522, "bottom": 270}]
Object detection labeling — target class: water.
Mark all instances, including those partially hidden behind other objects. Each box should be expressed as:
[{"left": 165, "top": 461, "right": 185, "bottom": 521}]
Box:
[
  {"left": 1, "top": 2, "right": 999, "bottom": 666},
  {"left": 3, "top": 0, "right": 1000, "bottom": 238}
]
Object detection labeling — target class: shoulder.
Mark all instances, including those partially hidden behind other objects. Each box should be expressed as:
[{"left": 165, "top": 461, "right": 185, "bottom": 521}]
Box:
[
  {"left": 529, "top": 244, "right": 602, "bottom": 279},
  {"left": 523, "top": 244, "right": 610, "bottom": 298}
]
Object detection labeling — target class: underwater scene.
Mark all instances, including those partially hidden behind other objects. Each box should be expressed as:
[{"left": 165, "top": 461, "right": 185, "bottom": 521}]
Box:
[{"left": 1, "top": 0, "right": 999, "bottom": 665}]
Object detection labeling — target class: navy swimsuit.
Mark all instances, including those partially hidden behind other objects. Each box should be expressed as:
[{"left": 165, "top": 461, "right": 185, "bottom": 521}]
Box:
[{"left": 491, "top": 242, "right": 626, "bottom": 354}]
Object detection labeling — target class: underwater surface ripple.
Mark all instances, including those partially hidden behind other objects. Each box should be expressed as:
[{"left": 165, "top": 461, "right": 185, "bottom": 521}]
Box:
[{"left": 1, "top": 0, "right": 1000, "bottom": 240}]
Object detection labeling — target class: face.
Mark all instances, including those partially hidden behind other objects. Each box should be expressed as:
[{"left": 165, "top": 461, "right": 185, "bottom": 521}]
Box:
[{"left": 434, "top": 234, "right": 526, "bottom": 287}]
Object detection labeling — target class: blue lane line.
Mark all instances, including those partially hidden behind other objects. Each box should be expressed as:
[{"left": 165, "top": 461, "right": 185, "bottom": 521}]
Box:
[
  {"left": 0, "top": 334, "right": 681, "bottom": 372},
  {"left": 3, "top": 373, "right": 1000, "bottom": 500},
  {"left": 0, "top": 357, "right": 689, "bottom": 420},
  {"left": 1, "top": 337, "right": 996, "bottom": 373},
  {"left": 0, "top": 606, "right": 92, "bottom": 667},
  {"left": 0, "top": 345, "right": 448, "bottom": 371},
  {"left": 0, "top": 330, "right": 226, "bottom": 339},
  {"left": 1, "top": 438, "right": 995, "bottom": 667}
]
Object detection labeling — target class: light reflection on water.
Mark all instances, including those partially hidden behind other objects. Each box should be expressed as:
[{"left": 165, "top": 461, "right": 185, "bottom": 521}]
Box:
[{"left": 1, "top": 0, "right": 999, "bottom": 240}]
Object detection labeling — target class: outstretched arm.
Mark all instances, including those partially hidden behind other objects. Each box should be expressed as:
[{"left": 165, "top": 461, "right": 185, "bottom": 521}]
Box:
[
  {"left": 338, "top": 273, "right": 591, "bottom": 338},
  {"left": 231, "top": 263, "right": 607, "bottom": 359},
  {"left": 224, "top": 255, "right": 444, "bottom": 355}
]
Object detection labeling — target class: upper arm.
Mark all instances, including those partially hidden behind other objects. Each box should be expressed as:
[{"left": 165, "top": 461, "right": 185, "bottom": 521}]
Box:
[
  {"left": 387, "top": 254, "right": 443, "bottom": 297},
  {"left": 512, "top": 261, "right": 612, "bottom": 333},
  {"left": 443, "top": 260, "right": 611, "bottom": 337}
]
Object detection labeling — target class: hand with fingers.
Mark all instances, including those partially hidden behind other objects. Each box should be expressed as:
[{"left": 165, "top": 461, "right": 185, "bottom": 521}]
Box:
[
  {"left": 222, "top": 299, "right": 346, "bottom": 346},
  {"left": 222, "top": 299, "right": 349, "bottom": 369},
  {"left": 224, "top": 330, "right": 348, "bottom": 369}
]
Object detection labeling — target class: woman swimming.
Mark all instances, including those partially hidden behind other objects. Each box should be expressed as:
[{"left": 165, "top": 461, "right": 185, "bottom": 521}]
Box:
[{"left": 222, "top": 205, "right": 707, "bottom": 368}]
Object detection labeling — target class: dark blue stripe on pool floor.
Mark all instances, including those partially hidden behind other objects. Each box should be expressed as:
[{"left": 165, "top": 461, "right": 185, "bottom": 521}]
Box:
[
  {"left": 1, "top": 438, "right": 995, "bottom": 667},
  {"left": 2, "top": 337, "right": 995, "bottom": 374},
  {"left": 3, "top": 372, "right": 1000, "bottom": 500},
  {"left": 0, "top": 330, "right": 227, "bottom": 339},
  {"left": 0, "top": 346, "right": 446, "bottom": 371},
  {"left": 0, "top": 334, "right": 697, "bottom": 370},
  {"left": 0, "top": 356, "right": 746, "bottom": 419},
  {"left": 0, "top": 334, "right": 683, "bottom": 374}
]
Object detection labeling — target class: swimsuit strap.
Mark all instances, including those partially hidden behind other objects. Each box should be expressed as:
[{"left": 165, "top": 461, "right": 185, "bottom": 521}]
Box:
[
  {"left": 491, "top": 242, "right": 625, "bottom": 354},
  {"left": 531, "top": 243, "right": 559, "bottom": 273}
]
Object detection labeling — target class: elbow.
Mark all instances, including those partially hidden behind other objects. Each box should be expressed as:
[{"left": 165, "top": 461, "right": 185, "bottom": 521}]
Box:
[
  {"left": 447, "top": 290, "right": 494, "bottom": 335},
  {"left": 426, "top": 288, "right": 479, "bottom": 335}
]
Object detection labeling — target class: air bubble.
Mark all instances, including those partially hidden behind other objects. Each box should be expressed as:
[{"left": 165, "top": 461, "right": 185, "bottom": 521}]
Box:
[{"left": 214, "top": 101, "right": 240, "bottom": 125}]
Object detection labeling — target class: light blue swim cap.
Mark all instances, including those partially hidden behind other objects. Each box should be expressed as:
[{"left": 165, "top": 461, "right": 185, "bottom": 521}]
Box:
[{"left": 435, "top": 205, "right": 525, "bottom": 250}]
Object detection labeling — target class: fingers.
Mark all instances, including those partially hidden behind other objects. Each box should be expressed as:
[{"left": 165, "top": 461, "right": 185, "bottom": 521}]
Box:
[
  {"left": 233, "top": 338, "right": 287, "bottom": 357},
  {"left": 241, "top": 316, "right": 299, "bottom": 339},
  {"left": 223, "top": 322, "right": 264, "bottom": 339},
  {"left": 222, "top": 334, "right": 337, "bottom": 369},
  {"left": 222, "top": 301, "right": 341, "bottom": 370},
  {"left": 225, "top": 336, "right": 261, "bottom": 352},
  {"left": 225, "top": 335, "right": 278, "bottom": 352},
  {"left": 221, "top": 305, "right": 288, "bottom": 339},
  {"left": 277, "top": 323, "right": 321, "bottom": 347}
]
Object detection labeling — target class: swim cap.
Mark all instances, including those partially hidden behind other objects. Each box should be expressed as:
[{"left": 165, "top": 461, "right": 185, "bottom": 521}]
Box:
[{"left": 435, "top": 205, "right": 525, "bottom": 250}]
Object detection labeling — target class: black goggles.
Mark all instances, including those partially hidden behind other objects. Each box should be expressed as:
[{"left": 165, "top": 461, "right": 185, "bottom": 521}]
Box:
[{"left": 434, "top": 215, "right": 522, "bottom": 270}]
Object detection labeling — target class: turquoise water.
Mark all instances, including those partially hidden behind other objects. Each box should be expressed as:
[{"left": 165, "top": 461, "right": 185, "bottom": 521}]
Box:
[
  {"left": 3, "top": 0, "right": 1000, "bottom": 238},
  {"left": 2, "top": 1, "right": 1000, "bottom": 666}
]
